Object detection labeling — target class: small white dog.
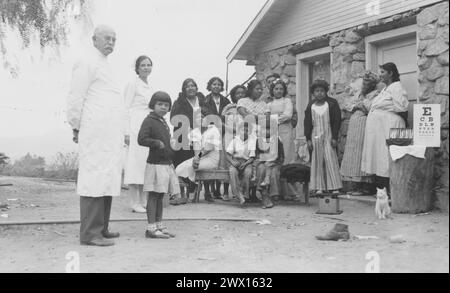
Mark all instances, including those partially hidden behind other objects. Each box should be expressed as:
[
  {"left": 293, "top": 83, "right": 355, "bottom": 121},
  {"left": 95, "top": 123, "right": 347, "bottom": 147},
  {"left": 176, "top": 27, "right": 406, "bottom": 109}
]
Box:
[{"left": 375, "top": 187, "right": 391, "bottom": 219}]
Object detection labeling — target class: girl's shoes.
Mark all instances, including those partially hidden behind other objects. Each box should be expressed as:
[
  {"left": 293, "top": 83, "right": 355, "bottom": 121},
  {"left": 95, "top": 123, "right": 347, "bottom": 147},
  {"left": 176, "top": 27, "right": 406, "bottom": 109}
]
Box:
[
  {"left": 159, "top": 227, "right": 176, "bottom": 238},
  {"left": 221, "top": 194, "right": 230, "bottom": 201},
  {"left": 145, "top": 230, "right": 170, "bottom": 239}
]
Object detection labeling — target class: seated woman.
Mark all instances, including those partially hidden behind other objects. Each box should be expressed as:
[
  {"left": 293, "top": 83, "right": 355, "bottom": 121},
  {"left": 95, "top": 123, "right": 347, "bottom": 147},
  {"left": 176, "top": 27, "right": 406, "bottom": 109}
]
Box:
[
  {"left": 340, "top": 71, "right": 380, "bottom": 195},
  {"left": 175, "top": 115, "right": 222, "bottom": 203},
  {"left": 361, "top": 63, "right": 409, "bottom": 193},
  {"left": 226, "top": 122, "right": 257, "bottom": 205}
]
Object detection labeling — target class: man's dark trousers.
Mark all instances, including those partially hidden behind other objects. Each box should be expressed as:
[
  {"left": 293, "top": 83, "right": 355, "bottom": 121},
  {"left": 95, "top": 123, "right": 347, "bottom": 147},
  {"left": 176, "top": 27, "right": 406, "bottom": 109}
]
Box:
[{"left": 80, "top": 196, "right": 112, "bottom": 243}]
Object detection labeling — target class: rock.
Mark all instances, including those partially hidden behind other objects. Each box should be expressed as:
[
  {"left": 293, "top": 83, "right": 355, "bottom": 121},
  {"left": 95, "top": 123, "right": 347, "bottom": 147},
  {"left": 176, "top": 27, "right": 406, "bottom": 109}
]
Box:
[
  {"left": 438, "top": 8, "right": 449, "bottom": 26},
  {"left": 283, "top": 65, "right": 296, "bottom": 77},
  {"left": 287, "top": 83, "right": 296, "bottom": 96},
  {"left": 330, "top": 37, "right": 344, "bottom": 47},
  {"left": 427, "top": 66, "right": 445, "bottom": 81},
  {"left": 269, "top": 53, "right": 281, "bottom": 69},
  {"left": 351, "top": 61, "right": 365, "bottom": 76},
  {"left": 335, "top": 43, "right": 358, "bottom": 55},
  {"left": 343, "top": 55, "right": 353, "bottom": 63},
  {"left": 418, "top": 40, "right": 431, "bottom": 55},
  {"left": 418, "top": 56, "right": 433, "bottom": 70},
  {"left": 425, "top": 38, "right": 449, "bottom": 56},
  {"left": 283, "top": 54, "right": 296, "bottom": 65},
  {"left": 353, "top": 53, "right": 366, "bottom": 61},
  {"left": 345, "top": 31, "right": 362, "bottom": 43},
  {"left": 437, "top": 51, "right": 449, "bottom": 65},
  {"left": 389, "top": 235, "right": 406, "bottom": 244},
  {"left": 419, "top": 82, "right": 435, "bottom": 100},
  {"left": 438, "top": 27, "right": 449, "bottom": 44},
  {"left": 355, "top": 41, "right": 365, "bottom": 53},
  {"left": 417, "top": 6, "right": 439, "bottom": 26},
  {"left": 419, "top": 24, "right": 437, "bottom": 40},
  {"left": 435, "top": 76, "right": 449, "bottom": 95}
]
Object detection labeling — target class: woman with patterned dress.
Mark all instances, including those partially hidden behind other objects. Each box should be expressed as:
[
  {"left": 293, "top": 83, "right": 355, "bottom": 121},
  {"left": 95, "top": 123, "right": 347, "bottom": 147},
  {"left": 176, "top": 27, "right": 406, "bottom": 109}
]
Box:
[{"left": 340, "top": 71, "right": 380, "bottom": 195}]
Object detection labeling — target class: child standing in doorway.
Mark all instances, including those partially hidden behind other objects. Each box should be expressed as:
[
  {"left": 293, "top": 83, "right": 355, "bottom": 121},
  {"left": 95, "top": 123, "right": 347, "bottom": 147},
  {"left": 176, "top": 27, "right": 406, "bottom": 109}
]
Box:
[
  {"left": 304, "top": 80, "right": 343, "bottom": 195},
  {"left": 138, "top": 91, "right": 180, "bottom": 239}
]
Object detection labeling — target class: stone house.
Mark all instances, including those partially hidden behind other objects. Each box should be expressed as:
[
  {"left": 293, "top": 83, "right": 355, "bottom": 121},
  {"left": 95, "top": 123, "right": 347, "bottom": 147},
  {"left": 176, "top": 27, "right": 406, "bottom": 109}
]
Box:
[{"left": 227, "top": 0, "right": 449, "bottom": 211}]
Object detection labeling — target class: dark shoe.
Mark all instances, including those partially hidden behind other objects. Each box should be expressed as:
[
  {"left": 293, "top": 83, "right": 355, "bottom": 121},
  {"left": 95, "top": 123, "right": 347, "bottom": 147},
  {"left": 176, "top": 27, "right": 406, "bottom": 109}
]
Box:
[
  {"left": 81, "top": 238, "right": 115, "bottom": 247},
  {"left": 102, "top": 231, "right": 120, "bottom": 239},
  {"left": 213, "top": 190, "right": 222, "bottom": 199},
  {"left": 204, "top": 193, "right": 215, "bottom": 203},
  {"left": 316, "top": 224, "right": 350, "bottom": 241},
  {"left": 145, "top": 230, "right": 170, "bottom": 239}
]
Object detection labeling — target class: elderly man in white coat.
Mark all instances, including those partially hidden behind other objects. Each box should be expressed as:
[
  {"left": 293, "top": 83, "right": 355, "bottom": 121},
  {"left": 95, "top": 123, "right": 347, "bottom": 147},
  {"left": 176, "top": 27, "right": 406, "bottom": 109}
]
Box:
[{"left": 67, "top": 25, "right": 125, "bottom": 247}]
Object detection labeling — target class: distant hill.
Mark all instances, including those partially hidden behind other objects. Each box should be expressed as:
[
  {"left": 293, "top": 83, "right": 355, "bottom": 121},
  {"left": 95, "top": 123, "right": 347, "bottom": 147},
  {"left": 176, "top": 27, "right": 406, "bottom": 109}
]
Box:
[{"left": 1, "top": 129, "right": 77, "bottom": 163}]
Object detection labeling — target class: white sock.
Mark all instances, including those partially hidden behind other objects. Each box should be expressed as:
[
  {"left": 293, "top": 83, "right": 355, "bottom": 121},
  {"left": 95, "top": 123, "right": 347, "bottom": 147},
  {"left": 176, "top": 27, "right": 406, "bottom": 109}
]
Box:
[
  {"left": 147, "top": 223, "right": 156, "bottom": 231},
  {"left": 156, "top": 222, "right": 164, "bottom": 230}
]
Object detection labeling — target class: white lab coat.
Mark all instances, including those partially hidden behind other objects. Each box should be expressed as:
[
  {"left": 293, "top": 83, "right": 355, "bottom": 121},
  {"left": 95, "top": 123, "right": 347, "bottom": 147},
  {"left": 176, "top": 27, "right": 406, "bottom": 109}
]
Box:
[{"left": 67, "top": 49, "right": 125, "bottom": 197}]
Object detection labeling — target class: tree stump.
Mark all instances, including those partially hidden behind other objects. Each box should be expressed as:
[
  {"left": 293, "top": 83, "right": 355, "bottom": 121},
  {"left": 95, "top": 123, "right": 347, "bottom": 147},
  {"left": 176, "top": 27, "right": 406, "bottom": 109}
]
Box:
[{"left": 390, "top": 148, "right": 435, "bottom": 214}]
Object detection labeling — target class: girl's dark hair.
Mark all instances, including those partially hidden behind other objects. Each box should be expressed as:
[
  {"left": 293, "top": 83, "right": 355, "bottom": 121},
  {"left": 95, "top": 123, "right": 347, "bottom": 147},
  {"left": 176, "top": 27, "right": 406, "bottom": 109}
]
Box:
[
  {"left": 246, "top": 80, "right": 263, "bottom": 98},
  {"left": 149, "top": 91, "right": 172, "bottom": 111},
  {"left": 135, "top": 55, "right": 153, "bottom": 75},
  {"left": 229, "top": 85, "right": 247, "bottom": 104},
  {"left": 269, "top": 79, "right": 288, "bottom": 97},
  {"left": 179, "top": 78, "right": 198, "bottom": 98},
  {"left": 310, "top": 79, "right": 330, "bottom": 94},
  {"left": 380, "top": 62, "right": 400, "bottom": 82},
  {"left": 207, "top": 77, "right": 224, "bottom": 92}
]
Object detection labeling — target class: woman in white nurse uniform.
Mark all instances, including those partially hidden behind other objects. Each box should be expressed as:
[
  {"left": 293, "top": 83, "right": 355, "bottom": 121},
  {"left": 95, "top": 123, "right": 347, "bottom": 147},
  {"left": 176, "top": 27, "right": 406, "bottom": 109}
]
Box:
[{"left": 123, "top": 56, "right": 153, "bottom": 213}]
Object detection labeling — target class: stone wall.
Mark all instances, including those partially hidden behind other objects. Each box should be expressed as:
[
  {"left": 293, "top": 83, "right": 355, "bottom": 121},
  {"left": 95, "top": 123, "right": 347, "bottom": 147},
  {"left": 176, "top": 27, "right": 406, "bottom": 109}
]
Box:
[
  {"left": 249, "top": 2, "right": 449, "bottom": 210},
  {"left": 417, "top": 1, "right": 449, "bottom": 212}
]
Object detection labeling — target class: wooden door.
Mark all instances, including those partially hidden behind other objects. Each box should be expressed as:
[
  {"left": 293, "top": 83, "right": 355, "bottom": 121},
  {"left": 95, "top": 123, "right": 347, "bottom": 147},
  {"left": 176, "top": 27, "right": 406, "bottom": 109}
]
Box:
[{"left": 376, "top": 35, "right": 418, "bottom": 126}]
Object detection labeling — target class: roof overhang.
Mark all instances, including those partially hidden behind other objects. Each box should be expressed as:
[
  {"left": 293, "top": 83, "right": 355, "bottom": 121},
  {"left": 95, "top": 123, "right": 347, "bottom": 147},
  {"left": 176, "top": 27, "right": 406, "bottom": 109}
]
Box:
[{"left": 226, "top": 0, "right": 277, "bottom": 63}]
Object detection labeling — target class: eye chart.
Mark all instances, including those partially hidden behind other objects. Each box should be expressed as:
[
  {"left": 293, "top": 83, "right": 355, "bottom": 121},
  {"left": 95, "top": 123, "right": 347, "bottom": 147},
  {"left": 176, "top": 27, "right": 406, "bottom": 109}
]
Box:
[{"left": 413, "top": 104, "right": 441, "bottom": 147}]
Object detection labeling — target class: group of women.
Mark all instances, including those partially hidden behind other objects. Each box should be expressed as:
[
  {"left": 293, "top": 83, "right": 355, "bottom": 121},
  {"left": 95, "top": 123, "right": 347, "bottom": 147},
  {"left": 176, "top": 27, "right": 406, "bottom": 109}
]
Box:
[{"left": 122, "top": 54, "right": 409, "bottom": 212}]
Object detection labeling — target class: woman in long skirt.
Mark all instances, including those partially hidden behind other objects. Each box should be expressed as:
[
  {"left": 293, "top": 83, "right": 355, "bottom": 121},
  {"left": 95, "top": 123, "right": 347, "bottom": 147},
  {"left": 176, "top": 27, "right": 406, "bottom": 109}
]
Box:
[{"left": 340, "top": 71, "right": 380, "bottom": 195}]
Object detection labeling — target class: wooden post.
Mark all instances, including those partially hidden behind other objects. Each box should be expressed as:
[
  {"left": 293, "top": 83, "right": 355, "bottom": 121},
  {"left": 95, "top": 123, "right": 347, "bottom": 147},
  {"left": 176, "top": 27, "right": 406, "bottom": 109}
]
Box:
[{"left": 390, "top": 148, "right": 435, "bottom": 214}]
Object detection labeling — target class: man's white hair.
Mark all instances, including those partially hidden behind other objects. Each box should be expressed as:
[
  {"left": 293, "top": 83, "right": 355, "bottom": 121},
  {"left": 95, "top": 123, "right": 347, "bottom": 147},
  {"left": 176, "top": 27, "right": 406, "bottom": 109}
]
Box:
[{"left": 93, "top": 25, "right": 115, "bottom": 37}]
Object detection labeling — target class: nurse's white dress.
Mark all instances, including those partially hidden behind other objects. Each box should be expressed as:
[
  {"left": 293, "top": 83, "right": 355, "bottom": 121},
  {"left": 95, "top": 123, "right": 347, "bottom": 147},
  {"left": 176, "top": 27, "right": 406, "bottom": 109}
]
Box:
[
  {"left": 123, "top": 77, "right": 152, "bottom": 185},
  {"left": 67, "top": 49, "right": 125, "bottom": 197}
]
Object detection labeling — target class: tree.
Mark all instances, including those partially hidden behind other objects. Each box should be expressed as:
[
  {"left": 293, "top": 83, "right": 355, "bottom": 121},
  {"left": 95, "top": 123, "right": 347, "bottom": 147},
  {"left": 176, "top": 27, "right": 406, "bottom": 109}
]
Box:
[
  {"left": 0, "top": 152, "right": 9, "bottom": 167},
  {"left": 7, "top": 153, "right": 46, "bottom": 177},
  {"left": 47, "top": 151, "right": 78, "bottom": 179},
  {"left": 0, "top": 0, "right": 93, "bottom": 76}
]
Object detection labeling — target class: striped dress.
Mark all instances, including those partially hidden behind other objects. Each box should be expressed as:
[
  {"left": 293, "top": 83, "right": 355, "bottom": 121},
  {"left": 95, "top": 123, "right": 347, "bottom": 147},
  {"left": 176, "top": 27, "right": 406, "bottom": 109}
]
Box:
[{"left": 310, "top": 102, "right": 343, "bottom": 191}]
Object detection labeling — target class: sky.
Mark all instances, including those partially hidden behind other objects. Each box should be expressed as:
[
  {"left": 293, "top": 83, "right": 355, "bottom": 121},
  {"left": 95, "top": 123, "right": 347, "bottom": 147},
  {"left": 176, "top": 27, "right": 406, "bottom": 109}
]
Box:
[{"left": 0, "top": 0, "right": 267, "bottom": 160}]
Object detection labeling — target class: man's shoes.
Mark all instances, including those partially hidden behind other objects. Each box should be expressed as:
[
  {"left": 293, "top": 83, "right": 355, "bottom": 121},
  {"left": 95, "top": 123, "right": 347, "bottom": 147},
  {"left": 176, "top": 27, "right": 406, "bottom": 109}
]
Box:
[
  {"left": 81, "top": 238, "right": 115, "bottom": 247},
  {"left": 102, "top": 231, "right": 120, "bottom": 239},
  {"left": 316, "top": 224, "right": 350, "bottom": 241},
  {"left": 145, "top": 230, "right": 170, "bottom": 239},
  {"left": 221, "top": 194, "right": 230, "bottom": 202}
]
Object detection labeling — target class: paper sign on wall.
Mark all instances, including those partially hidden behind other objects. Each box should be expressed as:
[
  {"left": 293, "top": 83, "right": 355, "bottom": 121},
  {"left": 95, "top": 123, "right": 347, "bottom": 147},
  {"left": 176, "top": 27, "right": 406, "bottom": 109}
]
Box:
[{"left": 413, "top": 104, "right": 441, "bottom": 147}]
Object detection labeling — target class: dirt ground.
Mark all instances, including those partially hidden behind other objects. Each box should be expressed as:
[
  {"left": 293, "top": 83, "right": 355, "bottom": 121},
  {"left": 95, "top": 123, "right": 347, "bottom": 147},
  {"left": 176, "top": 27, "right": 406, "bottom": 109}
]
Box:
[{"left": 0, "top": 176, "right": 448, "bottom": 273}]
